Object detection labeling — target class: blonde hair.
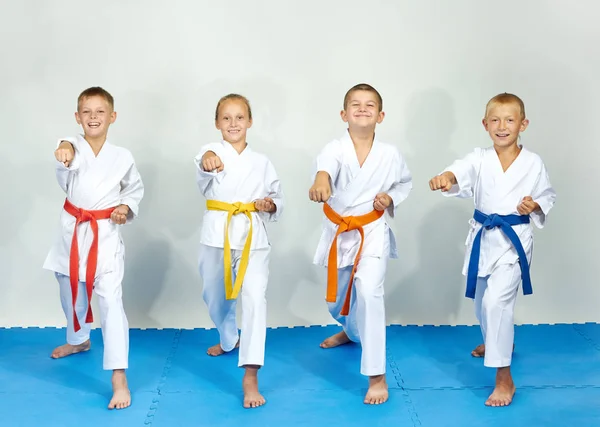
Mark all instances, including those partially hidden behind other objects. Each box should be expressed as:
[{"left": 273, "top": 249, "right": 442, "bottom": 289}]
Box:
[
  {"left": 215, "top": 94, "right": 252, "bottom": 121},
  {"left": 485, "top": 93, "right": 526, "bottom": 120},
  {"left": 77, "top": 87, "right": 114, "bottom": 111},
  {"left": 343, "top": 83, "right": 383, "bottom": 112}
]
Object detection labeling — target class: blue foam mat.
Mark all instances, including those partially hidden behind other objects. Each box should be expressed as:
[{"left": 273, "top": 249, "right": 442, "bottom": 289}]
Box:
[
  {"left": 151, "top": 389, "right": 414, "bottom": 427},
  {"left": 407, "top": 387, "right": 600, "bottom": 427},
  {"left": 573, "top": 323, "right": 600, "bottom": 350},
  {"left": 0, "top": 328, "right": 178, "bottom": 394},
  {"left": 164, "top": 326, "right": 395, "bottom": 393},
  {"left": 1, "top": 324, "right": 599, "bottom": 426},
  {"left": 0, "top": 391, "right": 157, "bottom": 427},
  {"left": 387, "top": 324, "right": 600, "bottom": 389}
]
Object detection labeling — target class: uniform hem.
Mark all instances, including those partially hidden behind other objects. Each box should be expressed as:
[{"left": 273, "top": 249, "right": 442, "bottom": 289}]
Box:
[
  {"left": 44, "top": 266, "right": 69, "bottom": 277},
  {"left": 484, "top": 358, "right": 512, "bottom": 368},
  {"left": 238, "top": 360, "right": 264, "bottom": 368},
  {"left": 104, "top": 364, "right": 128, "bottom": 371},
  {"left": 67, "top": 336, "right": 91, "bottom": 346},
  {"left": 361, "top": 368, "right": 386, "bottom": 376}
]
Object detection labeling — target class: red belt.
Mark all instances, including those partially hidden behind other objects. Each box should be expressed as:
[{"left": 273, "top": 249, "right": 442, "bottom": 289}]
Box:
[{"left": 63, "top": 199, "right": 115, "bottom": 332}]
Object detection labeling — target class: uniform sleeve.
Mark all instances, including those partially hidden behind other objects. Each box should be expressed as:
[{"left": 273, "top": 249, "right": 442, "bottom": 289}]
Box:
[
  {"left": 194, "top": 143, "right": 226, "bottom": 196},
  {"left": 530, "top": 162, "right": 556, "bottom": 228},
  {"left": 119, "top": 156, "right": 144, "bottom": 222},
  {"left": 386, "top": 149, "right": 413, "bottom": 218},
  {"left": 54, "top": 137, "right": 81, "bottom": 193},
  {"left": 259, "top": 159, "right": 284, "bottom": 222},
  {"left": 314, "top": 140, "right": 342, "bottom": 185},
  {"left": 442, "top": 148, "right": 483, "bottom": 199}
]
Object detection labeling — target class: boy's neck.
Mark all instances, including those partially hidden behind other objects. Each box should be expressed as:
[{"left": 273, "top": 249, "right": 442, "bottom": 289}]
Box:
[
  {"left": 348, "top": 127, "right": 375, "bottom": 148},
  {"left": 493, "top": 141, "right": 521, "bottom": 158},
  {"left": 84, "top": 134, "right": 108, "bottom": 156},
  {"left": 226, "top": 139, "right": 248, "bottom": 154}
]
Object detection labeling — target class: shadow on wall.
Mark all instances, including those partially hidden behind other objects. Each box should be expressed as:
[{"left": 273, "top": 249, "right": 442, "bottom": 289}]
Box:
[
  {"left": 386, "top": 88, "right": 470, "bottom": 325},
  {"left": 121, "top": 228, "right": 170, "bottom": 328},
  {"left": 266, "top": 224, "right": 329, "bottom": 327},
  {"left": 118, "top": 88, "right": 203, "bottom": 241},
  {"left": 120, "top": 159, "right": 170, "bottom": 328},
  {"left": 121, "top": 156, "right": 205, "bottom": 328},
  {"left": 262, "top": 139, "right": 328, "bottom": 326},
  {"left": 116, "top": 85, "right": 213, "bottom": 327},
  {"left": 388, "top": 202, "right": 470, "bottom": 325},
  {"left": 0, "top": 158, "right": 36, "bottom": 323},
  {"left": 1, "top": 159, "right": 36, "bottom": 243},
  {"left": 506, "top": 54, "right": 589, "bottom": 323}
]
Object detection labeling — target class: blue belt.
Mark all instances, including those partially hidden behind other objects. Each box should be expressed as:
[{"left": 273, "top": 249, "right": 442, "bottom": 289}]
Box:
[{"left": 466, "top": 209, "right": 531, "bottom": 299}]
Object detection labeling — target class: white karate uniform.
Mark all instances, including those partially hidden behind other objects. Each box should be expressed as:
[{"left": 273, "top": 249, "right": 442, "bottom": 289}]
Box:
[
  {"left": 314, "top": 131, "right": 412, "bottom": 376},
  {"left": 195, "top": 140, "right": 283, "bottom": 367},
  {"left": 443, "top": 145, "right": 556, "bottom": 367},
  {"left": 43, "top": 134, "right": 144, "bottom": 370}
]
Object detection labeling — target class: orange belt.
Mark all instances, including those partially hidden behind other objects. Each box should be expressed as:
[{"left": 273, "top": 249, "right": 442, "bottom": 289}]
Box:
[
  {"left": 324, "top": 203, "right": 384, "bottom": 316},
  {"left": 63, "top": 199, "right": 116, "bottom": 332}
]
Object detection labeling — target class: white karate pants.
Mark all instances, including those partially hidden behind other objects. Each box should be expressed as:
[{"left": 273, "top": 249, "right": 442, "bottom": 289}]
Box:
[
  {"left": 326, "top": 254, "right": 388, "bottom": 376},
  {"left": 474, "top": 262, "right": 522, "bottom": 368},
  {"left": 199, "top": 244, "right": 269, "bottom": 367},
  {"left": 55, "top": 254, "right": 129, "bottom": 370}
]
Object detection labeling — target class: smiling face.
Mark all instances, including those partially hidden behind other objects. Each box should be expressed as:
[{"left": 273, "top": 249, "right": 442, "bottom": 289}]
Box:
[
  {"left": 75, "top": 95, "right": 116, "bottom": 139},
  {"left": 215, "top": 99, "right": 252, "bottom": 145},
  {"left": 340, "top": 89, "right": 385, "bottom": 131},
  {"left": 483, "top": 102, "right": 529, "bottom": 148}
]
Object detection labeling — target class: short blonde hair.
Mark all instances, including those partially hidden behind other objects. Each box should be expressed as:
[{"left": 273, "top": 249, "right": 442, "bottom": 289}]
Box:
[
  {"left": 485, "top": 93, "right": 526, "bottom": 120},
  {"left": 215, "top": 94, "right": 252, "bottom": 121},
  {"left": 77, "top": 87, "right": 114, "bottom": 111},
  {"left": 343, "top": 83, "right": 383, "bottom": 112}
]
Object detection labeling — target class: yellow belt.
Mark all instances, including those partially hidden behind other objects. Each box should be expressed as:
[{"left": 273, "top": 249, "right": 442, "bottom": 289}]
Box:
[{"left": 206, "top": 200, "right": 257, "bottom": 300}]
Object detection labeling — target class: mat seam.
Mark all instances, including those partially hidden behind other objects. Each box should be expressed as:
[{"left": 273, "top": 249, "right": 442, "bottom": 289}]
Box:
[
  {"left": 143, "top": 329, "right": 182, "bottom": 426},
  {"left": 388, "top": 348, "right": 422, "bottom": 426},
  {"left": 572, "top": 324, "right": 600, "bottom": 353}
]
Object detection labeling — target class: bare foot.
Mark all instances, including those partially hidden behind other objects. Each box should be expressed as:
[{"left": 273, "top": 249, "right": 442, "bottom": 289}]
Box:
[
  {"left": 471, "top": 344, "right": 515, "bottom": 358},
  {"left": 242, "top": 366, "right": 265, "bottom": 409},
  {"left": 364, "top": 375, "right": 388, "bottom": 404},
  {"left": 207, "top": 340, "right": 239, "bottom": 356},
  {"left": 485, "top": 367, "right": 515, "bottom": 407},
  {"left": 108, "top": 369, "right": 131, "bottom": 410},
  {"left": 471, "top": 344, "right": 485, "bottom": 357},
  {"left": 320, "top": 331, "right": 351, "bottom": 349},
  {"left": 50, "top": 340, "right": 91, "bottom": 359}
]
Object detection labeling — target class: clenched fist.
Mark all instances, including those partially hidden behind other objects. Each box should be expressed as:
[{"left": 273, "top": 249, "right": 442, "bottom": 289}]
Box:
[
  {"left": 55, "top": 141, "right": 75, "bottom": 167},
  {"left": 255, "top": 197, "right": 276, "bottom": 213},
  {"left": 517, "top": 196, "right": 540, "bottom": 215},
  {"left": 111, "top": 204, "right": 129, "bottom": 225},
  {"left": 202, "top": 151, "right": 224, "bottom": 173},
  {"left": 373, "top": 193, "right": 392, "bottom": 211},
  {"left": 309, "top": 171, "right": 332, "bottom": 203},
  {"left": 429, "top": 171, "right": 456, "bottom": 192}
]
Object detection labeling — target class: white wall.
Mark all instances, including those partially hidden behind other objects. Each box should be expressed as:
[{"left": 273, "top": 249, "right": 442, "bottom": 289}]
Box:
[{"left": 1, "top": 0, "right": 598, "bottom": 328}]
